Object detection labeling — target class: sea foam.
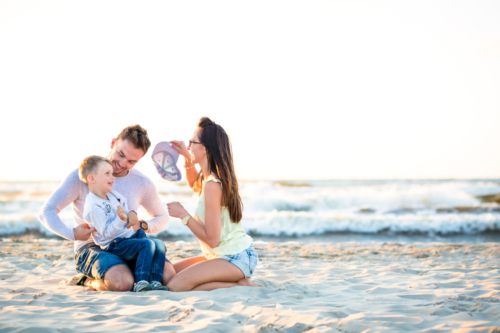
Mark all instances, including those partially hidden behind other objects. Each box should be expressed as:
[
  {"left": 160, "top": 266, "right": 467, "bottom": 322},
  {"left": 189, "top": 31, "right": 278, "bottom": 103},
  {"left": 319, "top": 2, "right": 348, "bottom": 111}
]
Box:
[{"left": 1, "top": 179, "right": 499, "bottom": 237}]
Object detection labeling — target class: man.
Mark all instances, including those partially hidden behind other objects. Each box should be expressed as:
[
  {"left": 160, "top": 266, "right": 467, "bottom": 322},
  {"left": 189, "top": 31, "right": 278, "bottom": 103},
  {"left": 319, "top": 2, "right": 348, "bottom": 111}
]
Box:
[{"left": 39, "top": 125, "right": 176, "bottom": 291}]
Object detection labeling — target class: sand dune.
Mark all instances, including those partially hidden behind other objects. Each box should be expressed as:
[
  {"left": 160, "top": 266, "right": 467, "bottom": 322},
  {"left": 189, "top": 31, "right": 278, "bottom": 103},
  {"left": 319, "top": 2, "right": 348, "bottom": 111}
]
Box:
[{"left": 0, "top": 238, "right": 499, "bottom": 332}]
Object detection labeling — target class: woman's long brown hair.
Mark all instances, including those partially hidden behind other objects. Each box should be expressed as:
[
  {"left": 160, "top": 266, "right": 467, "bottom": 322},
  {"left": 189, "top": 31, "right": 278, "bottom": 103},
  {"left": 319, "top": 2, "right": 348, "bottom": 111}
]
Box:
[{"left": 196, "top": 117, "right": 243, "bottom": 223}]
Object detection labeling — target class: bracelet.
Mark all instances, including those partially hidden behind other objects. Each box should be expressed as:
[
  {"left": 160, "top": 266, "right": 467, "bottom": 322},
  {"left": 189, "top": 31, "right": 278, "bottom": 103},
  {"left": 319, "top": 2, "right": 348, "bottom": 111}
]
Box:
[{"left": 184, "top": 164, "right": 195, "bottom": 170}]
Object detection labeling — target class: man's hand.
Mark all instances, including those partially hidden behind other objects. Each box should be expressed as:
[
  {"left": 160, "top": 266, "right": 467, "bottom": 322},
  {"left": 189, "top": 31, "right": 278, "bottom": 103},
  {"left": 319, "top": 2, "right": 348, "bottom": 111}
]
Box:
[
  {"left": 126, "top": 211, "right": 139, "bottom": 228},
  {"left": 116, "top": 206, "right": 127, "bottom": 221},
  {"left": 73, "top": 223, "right": 96, "bottom": 241}
]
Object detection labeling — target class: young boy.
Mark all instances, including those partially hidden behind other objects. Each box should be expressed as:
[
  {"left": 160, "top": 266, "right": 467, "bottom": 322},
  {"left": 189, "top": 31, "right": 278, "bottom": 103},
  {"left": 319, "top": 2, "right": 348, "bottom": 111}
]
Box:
[{"left": 80, "top": 155, "right": 168, "bottom": 292}]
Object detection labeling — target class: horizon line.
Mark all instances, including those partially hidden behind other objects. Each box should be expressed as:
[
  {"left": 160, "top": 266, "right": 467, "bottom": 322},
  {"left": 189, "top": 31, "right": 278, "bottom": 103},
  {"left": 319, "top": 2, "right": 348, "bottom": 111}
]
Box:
[{"left": 0, "top": 177, "right": 499, "bottom": 183}]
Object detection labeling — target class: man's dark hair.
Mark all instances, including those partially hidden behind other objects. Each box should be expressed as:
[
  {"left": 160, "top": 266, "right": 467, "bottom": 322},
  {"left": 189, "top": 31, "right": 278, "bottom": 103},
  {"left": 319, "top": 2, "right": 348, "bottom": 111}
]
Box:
[{"left": 116, "top": 125, "right": 151, "bottom": 154}]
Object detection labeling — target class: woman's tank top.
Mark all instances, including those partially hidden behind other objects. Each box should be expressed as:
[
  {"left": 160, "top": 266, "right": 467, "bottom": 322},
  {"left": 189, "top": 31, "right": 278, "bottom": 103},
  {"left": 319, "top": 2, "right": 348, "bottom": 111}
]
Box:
[{"left": 193, "top": 178, "right": 252, "bottom": 259}]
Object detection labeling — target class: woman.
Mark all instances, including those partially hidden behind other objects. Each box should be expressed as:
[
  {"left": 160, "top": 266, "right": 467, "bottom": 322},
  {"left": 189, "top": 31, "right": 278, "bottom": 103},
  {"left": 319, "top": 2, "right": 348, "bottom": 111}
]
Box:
[{"left": 166, "top": 117, "right": 260, "bottom": 291}]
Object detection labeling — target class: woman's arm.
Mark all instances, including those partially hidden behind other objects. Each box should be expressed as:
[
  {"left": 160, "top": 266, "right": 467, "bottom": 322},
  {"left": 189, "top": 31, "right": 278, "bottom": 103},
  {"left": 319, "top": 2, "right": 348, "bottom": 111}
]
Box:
[
  {"left": 170, "top": 140, "right": 199, "bottom": 193},
  {"left": 167, "top": 181, "right": 222, "bottom": 248},
  {"left": 182, "top": 155, "right": 200, "bottom": 193}
]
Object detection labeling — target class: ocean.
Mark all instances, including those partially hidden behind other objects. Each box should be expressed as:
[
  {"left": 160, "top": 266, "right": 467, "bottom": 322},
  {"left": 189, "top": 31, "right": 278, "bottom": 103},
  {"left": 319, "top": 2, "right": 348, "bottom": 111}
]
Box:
[{"left": 1, "top": 179, "right": 500, "bottom": 242}]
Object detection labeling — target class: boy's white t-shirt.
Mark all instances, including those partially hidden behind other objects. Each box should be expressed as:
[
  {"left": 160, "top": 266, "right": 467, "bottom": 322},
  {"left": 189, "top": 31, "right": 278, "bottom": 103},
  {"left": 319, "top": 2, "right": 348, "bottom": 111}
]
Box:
[{"left": 83, "top": 190, "right": 135, "bottom": 249}]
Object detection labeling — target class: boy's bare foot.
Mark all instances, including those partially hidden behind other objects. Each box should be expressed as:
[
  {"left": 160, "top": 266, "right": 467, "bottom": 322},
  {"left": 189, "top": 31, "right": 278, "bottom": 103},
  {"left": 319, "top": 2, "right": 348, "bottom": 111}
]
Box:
[{"left": 237, "top": 278, "right": 262, "bottom": 287}]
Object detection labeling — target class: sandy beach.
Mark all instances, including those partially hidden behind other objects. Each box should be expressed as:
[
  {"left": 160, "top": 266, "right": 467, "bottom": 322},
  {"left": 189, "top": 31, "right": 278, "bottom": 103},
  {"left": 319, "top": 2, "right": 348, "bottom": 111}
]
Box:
[{"left": 0, "top": 238, "right": 499, "bottom": 332}]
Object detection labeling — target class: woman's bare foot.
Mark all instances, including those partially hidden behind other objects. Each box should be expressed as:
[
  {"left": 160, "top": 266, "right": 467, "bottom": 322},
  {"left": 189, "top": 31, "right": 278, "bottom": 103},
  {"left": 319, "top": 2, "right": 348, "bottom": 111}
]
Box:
[{"left": 237, "top": 278, "right": 262, "bottom": 287}]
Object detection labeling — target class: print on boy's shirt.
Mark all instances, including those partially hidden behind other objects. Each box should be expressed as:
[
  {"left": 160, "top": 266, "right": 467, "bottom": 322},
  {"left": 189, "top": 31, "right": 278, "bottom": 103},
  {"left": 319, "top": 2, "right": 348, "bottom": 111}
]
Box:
[{"left": 103, "top": 202, "right": 111, "bottom": 214}]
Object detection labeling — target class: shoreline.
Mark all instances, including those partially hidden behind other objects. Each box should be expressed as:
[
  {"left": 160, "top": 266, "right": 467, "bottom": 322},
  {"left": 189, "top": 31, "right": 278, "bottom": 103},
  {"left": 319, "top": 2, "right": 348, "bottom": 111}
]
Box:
[{"left": 3, "top": 230, "right": 500, "bottom": 245}]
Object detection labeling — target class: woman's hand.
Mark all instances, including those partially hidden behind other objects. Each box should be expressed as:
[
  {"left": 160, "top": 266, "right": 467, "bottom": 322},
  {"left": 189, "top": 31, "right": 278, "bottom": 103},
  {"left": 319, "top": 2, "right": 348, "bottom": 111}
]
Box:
[
  {"left": 170, "top": 140, "right": 190, "bottom": 160},
  {"left": 167, "top": 202, "right": 189, "bottom": 219}
]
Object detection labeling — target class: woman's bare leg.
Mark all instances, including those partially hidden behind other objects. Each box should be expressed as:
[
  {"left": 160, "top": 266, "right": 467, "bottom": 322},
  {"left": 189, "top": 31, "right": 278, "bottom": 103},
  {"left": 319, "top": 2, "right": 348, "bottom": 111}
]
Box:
[
  {"left": 193, "top": 278, "right": 261, "bottom": 290},
  {"left": 167, "top": 258, "right": 244, "bottom": 292},
  {"left": 236, "top": 278, "right": 261, "bottom": 287},
  {"left": 162, "top": 262, "right": 176, "bottom": 286},
  {"left": 172, "top": 256, "right": 206, "bottom": 273},
  {"left": 192, "top": 282, "right": 238, "bottom": 291}
]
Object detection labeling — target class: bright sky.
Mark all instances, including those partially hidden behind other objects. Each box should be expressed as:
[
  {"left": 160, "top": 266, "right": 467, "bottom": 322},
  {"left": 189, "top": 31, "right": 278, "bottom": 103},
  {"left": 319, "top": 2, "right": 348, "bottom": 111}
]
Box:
[{"left": 1, "top": 0, "right": 499, "bottom": 181}]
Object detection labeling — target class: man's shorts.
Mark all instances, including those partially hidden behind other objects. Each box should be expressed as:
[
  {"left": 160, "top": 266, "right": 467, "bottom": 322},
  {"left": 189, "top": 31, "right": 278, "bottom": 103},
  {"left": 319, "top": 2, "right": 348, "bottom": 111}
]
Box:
[{"left": 75, "top": 237, "right": 171, "bottom": 280}]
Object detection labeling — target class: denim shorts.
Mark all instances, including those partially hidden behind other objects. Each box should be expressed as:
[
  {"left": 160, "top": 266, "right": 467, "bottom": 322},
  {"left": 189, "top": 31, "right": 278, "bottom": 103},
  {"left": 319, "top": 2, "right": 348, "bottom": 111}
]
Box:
[
  {"left": 74, "top": 230, "right": 170, "bottom": 280},
  {"left": 220, "top": 244, "right": 258, "bottom": 278}
]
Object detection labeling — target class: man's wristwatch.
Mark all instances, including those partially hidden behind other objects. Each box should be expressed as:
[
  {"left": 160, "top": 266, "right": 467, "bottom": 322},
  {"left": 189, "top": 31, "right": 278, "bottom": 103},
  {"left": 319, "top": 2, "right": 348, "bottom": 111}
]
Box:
[
  {"left": 182, "top": 215, "right": 191, "bottom": 226},
  {"left": 139, "top": 220, "right": 148, "bottom": 231}
]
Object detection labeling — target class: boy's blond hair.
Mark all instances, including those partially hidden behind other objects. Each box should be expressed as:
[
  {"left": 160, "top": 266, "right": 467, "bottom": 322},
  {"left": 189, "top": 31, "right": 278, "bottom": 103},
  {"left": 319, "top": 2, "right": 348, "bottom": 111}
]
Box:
[{"left": 79, "top": 156, "right": 112, "bottom": 185}]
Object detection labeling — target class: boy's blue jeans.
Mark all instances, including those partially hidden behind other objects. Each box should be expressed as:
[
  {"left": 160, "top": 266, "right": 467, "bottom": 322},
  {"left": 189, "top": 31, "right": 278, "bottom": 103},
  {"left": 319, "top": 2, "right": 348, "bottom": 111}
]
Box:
[{"left": 105, "top": 229, "right": 166, "bottom": 283}]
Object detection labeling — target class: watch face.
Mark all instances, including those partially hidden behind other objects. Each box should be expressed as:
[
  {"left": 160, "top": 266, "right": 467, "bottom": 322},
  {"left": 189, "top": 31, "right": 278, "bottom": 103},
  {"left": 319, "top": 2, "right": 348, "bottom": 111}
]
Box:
[{"left": 140, "top": 221, "right": 148, "bottom": 231}]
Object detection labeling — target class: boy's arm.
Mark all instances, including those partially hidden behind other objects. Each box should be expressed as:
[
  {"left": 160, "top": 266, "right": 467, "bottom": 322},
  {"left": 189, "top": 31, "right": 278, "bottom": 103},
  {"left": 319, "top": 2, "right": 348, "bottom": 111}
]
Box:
[
  {"left": 87, "top": 205, "right": 128, "bottom": 240},
  {"left": 38, "top": 170, "right": 91, "bottom": 241},
  {"left": 121, "top": 197, "right": 138, "bottom": 228},
  {"left": 140, "top": 181, "right": 169, "bottom": 234}
]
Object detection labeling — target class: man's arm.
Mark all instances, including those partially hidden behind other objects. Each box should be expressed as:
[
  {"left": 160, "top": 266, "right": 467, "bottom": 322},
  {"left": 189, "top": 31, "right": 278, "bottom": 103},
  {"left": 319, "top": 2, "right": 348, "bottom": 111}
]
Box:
[
  {"left": 140, "top": 181, "right": 169, "bottom": 234},
  {"left": 38, "top": 170, "right": 92, "bottom": 241}
]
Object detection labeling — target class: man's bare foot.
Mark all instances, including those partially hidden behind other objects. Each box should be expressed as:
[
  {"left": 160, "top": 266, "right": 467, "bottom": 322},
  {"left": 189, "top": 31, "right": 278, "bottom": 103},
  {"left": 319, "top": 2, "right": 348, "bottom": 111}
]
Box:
[
  {"left": 70, "top": 275, "right": 90, "bottom": 287},
  {"left": 237, "top": 278, "right": 262, "bottom": 287},
  {"left": 84, "top": 278, "right": 99, "bottom": 290}
]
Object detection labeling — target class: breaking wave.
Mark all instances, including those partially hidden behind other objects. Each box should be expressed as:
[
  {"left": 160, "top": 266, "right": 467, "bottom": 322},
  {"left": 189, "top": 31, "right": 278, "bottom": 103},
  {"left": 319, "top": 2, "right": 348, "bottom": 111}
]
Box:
[{"left": 1, "top": 179, "right": 500, "bottom": 237}]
